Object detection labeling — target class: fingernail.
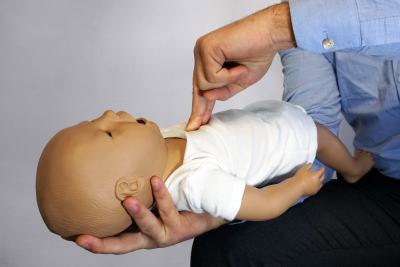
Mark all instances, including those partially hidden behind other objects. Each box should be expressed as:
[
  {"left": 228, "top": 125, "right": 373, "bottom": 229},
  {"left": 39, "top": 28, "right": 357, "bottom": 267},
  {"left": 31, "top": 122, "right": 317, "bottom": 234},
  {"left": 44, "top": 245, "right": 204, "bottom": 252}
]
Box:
[
  {"left": 152, "top": 179, "right": 159, "bottom": 190},
  {"left": 81, "top": 243, "right": 91, "bottom": 250},
  {"left": 126, "top": 204, "right": 138, "bottom": 213}
]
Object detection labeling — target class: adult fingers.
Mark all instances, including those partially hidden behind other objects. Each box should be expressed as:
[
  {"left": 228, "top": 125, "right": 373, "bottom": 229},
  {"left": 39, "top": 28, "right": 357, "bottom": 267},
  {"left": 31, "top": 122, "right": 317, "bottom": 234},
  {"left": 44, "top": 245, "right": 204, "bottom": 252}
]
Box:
[
  {"left": 149, "top": 178, "right": 226, "bottom": 245},
  {"left": 76, "top": 195, "right": 163, "bottom": 253},
  {"left": 187, "top": 80, "right": 246, "bottom": 130},
  {"left": 202, "top": 79, "right": 246, "bottom": 102},
  {"left": 201, "top": 99, "right": 215, "bottom": 125},
  {"left": 76, "top": 230, "right": 157, "bottom": 254},
  {"left": 194, "top": 41, "right": 247, "bottom": 91},
  {"left": 186, "top": 46, "right": 223, "bottom": 132},
  {"left": 185, "top": 87, "right": 214, "bottom": 132},
  {"left": 122, "top": 195, "right": 165, "bottom": 245},
  {"left": 188, "top": 44, "right": 248, "bottom": 132},
  {"left": 194, "top": 45, "right": 225, "bottom": 91},
  {"left": 150, "top": 177, "right": 180, "bottom": 226}
]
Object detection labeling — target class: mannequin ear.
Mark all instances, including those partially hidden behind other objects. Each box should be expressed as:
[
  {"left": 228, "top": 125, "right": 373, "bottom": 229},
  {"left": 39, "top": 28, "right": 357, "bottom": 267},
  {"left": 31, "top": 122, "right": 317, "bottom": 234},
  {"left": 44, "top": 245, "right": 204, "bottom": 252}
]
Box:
[{"left": 115, "top": 176, "right": 145, "bottom": 201}]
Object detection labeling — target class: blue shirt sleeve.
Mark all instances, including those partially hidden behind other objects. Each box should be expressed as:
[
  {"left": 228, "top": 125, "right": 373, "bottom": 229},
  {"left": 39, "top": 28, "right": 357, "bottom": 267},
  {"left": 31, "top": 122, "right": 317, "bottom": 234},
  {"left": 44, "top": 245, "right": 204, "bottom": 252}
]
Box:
[
  {"left": 280, "top": 47, "right": 342, "bottom": 182},
  {"left": 288, "top": 0, "right": 400, "bottom": 54}
]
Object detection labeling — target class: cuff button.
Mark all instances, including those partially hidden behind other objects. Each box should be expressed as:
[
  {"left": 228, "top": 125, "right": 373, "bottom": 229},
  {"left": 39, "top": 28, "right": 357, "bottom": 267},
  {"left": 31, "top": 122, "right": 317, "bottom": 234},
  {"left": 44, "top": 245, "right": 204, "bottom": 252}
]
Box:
[{"left": 322, "top": 38, "right": 334, "bottom": 50}]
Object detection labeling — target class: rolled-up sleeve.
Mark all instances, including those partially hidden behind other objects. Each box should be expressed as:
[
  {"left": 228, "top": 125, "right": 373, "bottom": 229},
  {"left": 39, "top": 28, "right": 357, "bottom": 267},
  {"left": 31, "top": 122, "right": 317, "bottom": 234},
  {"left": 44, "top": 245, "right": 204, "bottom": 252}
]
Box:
[
  {"left": 288, "top": 0, "right": 400, "bottom": 54},
  {"left": 280, "top": 47, "right": 341, "bottom": 181}
]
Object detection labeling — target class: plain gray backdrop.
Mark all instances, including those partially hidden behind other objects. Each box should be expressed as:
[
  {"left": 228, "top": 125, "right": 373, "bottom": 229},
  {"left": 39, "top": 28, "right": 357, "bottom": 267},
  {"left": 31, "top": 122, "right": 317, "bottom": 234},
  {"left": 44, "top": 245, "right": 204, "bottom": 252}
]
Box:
[{"left": 0, "top": 0, "right": 354, "bottom": 266}]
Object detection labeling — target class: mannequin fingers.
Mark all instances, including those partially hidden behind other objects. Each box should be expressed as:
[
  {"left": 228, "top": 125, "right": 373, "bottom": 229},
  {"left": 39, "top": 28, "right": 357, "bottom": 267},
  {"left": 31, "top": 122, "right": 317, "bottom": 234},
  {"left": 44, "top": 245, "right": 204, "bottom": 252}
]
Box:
[
  {"left": 314, "top": 166, "right": 325, "bottom": 175},
  {"left": 302, "top": 163, "right": 313, "bottom": 171}
]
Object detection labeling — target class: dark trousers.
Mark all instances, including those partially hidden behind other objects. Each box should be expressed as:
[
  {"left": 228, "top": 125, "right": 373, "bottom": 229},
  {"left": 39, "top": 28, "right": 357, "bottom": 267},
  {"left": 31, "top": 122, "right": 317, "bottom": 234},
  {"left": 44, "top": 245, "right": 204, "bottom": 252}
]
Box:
[{"left": 191, "top": 169, "right": 400, "bottom": 266}]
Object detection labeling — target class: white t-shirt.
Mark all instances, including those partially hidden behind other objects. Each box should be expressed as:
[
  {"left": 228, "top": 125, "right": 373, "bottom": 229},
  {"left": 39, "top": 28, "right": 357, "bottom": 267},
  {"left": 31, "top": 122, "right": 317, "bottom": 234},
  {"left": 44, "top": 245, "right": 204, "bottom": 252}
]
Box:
[{"left": 161, "top": 100, "right": 317, "bottom": 221}]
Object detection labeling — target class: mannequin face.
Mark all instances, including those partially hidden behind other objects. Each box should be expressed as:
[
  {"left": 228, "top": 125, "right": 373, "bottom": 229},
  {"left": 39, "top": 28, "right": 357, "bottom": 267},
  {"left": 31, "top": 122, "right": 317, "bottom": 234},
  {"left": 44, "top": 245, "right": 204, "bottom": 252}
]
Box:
[
  {"left": 86, "top": 110, "right": 167, "bottom": 207},
  {"left": 36, "top": 110, "right": 168, "bottom": 239}
]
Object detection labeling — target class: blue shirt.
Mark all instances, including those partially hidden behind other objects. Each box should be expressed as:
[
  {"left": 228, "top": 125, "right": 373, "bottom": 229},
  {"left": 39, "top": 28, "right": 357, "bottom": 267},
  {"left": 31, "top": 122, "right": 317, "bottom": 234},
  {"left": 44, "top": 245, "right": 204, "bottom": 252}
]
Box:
[
  {"left": 281, "top": 0, "right": 400, "bottom": 180},
  {"left": 288, "top": 0, "right": 400, "bottom": 54}
]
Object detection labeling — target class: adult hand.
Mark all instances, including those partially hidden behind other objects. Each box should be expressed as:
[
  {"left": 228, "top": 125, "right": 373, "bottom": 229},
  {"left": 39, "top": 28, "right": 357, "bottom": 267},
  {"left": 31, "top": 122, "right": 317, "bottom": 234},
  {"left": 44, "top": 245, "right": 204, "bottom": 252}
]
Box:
[
  {"left": 75, "top": 176, "right": 225, "bottom": 254},
  {"left": 186, "top": 3, "right": 296, "bottom": 131}
]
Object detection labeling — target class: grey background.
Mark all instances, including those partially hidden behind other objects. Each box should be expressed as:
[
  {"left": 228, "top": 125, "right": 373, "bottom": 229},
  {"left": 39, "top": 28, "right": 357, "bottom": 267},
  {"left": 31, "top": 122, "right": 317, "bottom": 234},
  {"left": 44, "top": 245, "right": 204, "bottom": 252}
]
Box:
[{"left": 0, "top": 0, "right": 354, "bottom": 266}]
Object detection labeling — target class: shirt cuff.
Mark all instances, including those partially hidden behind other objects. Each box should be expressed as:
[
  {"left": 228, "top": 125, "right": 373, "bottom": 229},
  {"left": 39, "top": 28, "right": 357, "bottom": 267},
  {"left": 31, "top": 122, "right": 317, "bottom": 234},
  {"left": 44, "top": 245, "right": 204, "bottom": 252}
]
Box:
[{"left": 288, "top": 0, "right": 361, "bottom": 53}]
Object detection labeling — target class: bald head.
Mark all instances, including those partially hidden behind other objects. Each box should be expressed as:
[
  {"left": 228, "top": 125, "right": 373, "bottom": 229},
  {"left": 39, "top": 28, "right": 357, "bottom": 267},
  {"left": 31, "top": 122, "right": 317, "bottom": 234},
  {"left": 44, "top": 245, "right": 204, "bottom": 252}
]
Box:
[
  {"left": 36, "top": 125, "right": 133, "bottom": 239},
  {"left": 36, "top": 111, "right": 168, "bottom": 239}
]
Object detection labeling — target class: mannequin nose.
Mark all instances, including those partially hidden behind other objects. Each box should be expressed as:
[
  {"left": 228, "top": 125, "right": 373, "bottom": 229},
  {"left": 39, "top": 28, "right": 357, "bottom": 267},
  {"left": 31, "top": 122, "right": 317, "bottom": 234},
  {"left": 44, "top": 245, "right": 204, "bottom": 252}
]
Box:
[
  {"left": 102, "top": 110, "right": 120, "bottom": 119},
  {"left": 91, "top": 110, "right": 119, "bottom": 123},
  {"left": 116, "top": 111, "right": 136, "bottom": 122},
  {"left": 94, "top": 110, "right": 136, "bottom": 123}
]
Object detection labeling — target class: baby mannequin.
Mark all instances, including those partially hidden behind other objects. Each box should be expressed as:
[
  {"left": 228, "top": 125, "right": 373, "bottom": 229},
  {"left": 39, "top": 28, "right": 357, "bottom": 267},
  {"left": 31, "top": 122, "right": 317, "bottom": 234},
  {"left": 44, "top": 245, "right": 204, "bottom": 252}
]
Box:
[{"left": 36, "top": 100, "right": 374, "bottom": 241}]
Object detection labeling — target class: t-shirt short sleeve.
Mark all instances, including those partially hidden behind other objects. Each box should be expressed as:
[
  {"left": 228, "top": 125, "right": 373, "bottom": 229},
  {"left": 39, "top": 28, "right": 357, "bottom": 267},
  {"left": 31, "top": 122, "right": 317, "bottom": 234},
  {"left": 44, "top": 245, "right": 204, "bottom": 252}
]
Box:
[{"left": 168, "top": 159, "right": 246, "bottom": 221}]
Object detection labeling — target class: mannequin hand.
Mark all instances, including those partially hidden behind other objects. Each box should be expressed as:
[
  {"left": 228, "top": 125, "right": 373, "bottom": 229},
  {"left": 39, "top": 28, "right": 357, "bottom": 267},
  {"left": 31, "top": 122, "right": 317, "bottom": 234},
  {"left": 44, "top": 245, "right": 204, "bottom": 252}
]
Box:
[
  {"left": 75, "top": 176, "right": 225, "bottom": 254},
  {"left": 294, "top": 163, "right": 325, "bottom": 196},
  {"left": 186, "top": 3, "right": 296, "bottom": 131}
]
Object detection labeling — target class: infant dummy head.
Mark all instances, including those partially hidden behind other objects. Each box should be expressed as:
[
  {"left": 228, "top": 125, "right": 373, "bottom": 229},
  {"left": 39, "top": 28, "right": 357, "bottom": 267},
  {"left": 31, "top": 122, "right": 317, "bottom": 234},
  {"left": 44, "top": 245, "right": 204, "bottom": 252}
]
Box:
[{"left": 36, "top": 110, "right": 168, "bottom": 240}]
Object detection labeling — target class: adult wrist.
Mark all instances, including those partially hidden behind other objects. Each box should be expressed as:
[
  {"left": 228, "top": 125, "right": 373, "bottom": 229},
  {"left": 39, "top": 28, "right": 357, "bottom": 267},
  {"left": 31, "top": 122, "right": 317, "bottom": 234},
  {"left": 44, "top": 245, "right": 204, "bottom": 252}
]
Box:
[{"left": 266, "top": 2, "right": 296, "bottom": 51}]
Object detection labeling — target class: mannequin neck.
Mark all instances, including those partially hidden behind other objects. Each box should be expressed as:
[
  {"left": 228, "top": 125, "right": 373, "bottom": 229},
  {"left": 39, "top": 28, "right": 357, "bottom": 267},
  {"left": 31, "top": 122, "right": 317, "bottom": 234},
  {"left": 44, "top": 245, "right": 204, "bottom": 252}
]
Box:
[{"left": 162, "top": 138, "right": 187, "bottom": 182}]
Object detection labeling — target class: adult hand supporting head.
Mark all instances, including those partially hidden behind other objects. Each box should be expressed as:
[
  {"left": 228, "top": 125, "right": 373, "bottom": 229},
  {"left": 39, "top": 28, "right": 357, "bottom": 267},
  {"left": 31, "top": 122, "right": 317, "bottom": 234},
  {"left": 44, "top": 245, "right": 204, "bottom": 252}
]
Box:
[
  {"left": 186, "top": 3, "right": 296, "bottom": 131},
  {"left": 75, "top": 176, "right": 225, "bottom": 254}
]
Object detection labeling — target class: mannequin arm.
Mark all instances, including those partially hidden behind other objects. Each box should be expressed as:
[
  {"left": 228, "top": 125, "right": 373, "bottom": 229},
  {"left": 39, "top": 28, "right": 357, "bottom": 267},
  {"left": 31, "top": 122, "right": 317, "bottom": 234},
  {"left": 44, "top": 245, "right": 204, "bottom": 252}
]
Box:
[{"left": 235, "top": 164, "right": 324, "bottom": 221}]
